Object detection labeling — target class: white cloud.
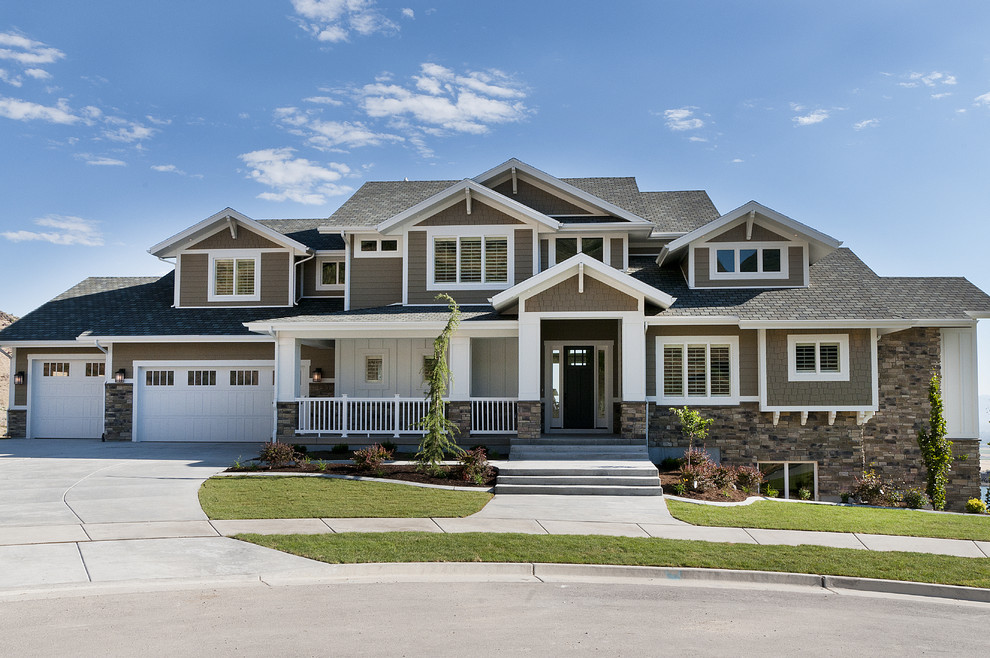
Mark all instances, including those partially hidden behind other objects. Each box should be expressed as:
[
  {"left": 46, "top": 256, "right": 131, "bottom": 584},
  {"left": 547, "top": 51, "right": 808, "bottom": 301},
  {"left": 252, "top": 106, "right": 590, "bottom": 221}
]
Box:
[
  {"left": 731, "top": 158, "right": 744, "bottom": 164},
  {"left": 662, "top": 107, "right": 704, "bottom": 131},
  {"left": 1, "top": 215, "right": 103, "bottom": 246},
  {"left": 303, "top": 95, "right": 344, "bottom": 105},
  {"left": 853, "top": 118, "right": 879, "bottom": 130},
  {"left": 78, "top": 154, "right": 126, "bottom": 166},
  {"left": 899, "top": 71, "right": 957, "bottom": 88},
  {"left": 24, "top": 68, "right": 50, "bottom": 80},
  {"left": 0, "top": 96, "right": 77, "bottom": 124},
  {"left": 401, "top": 8, "right": 414, "bottom": 18},
  {"left": 931, "top": 92, "right": 952, "bottom": 100},
  {"left": 0, "top": 68, "right": 22, "bottom": 87},
  {"left": 0, "top": 32, "right": 65, "bottom": 67},
  {"left": 239, "top": 147, "right": 352, "bottom": 204},
  {"left": 275, "top": 106, "right": 403, "bottom": 150},
  {"left": 152, "top": 164, "right": 202, "bottom": 179},
  {"left": 101, "top": 116, "right": 155, "bottom": 143},
  {"left": 291, "top": 0, "right": 398, "bottom": 43},
  {"left": 793, "top": 109, "right": 829, "bottom": 126},
  {"left": 975, "top": 92, "right": 990, "bottom": 108},
  {"left": 688, "top": 136, "right": 708, "bottom": 142},
  {"left": 358, "top": 63, "right": 529, "bottom": 134}
]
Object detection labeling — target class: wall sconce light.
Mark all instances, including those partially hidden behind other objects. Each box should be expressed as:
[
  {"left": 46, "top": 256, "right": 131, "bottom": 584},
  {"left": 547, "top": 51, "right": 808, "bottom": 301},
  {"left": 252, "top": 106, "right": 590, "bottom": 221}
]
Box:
[
  {"left": 311, "top": 368, "right": 323, "bottom": 383},
  {"left": 13, "top": 371, "right": 25, "bottom": 386},
  {"left": 115, "top": 369, "right": 126, "bottom": 384}
]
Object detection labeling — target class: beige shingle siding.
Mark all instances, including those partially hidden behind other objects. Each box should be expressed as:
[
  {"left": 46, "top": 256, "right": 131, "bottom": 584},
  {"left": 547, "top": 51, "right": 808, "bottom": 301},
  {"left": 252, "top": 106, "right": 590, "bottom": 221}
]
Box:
[
  {"left": 492, "top": 179, "right": 588, "bottom": 215},
  {"left": 189, "top": 226, "right": 280, "bottom": 250},
  {"left": 349, "top": 254, "right": 402, "bottom": 310},
  {"left": 766, "top": 329, "right": 873, "bottom": 407},
  {"left": 177, "top": 251, "right": 290, "bottom": 307},
  {"left": 412, "top": 198, "right": 523, "bottom": 226},
  {"left": 645, "top": 326, "right": 758, "bottom": 398},
  {"left": 178, "top": 253, "right": 208, "bottom": 306},
  {"left": 524, "top": 275, "right": 638, "bottom": 313}
]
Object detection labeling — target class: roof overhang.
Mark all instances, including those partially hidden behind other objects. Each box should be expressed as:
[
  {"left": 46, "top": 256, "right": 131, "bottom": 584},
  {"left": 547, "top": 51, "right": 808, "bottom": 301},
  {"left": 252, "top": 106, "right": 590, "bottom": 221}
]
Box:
[
  {"left": 149, "top": 208, "right": 310, "bottom": 258},
  {"left": 657, "top": 200, "right": 842, "bottom": 266},
  {"left": 490, "top": 252, "right": 675, "bottom": 312},
  {"left": 473, "top": 158, "right": 655, "bottom": 226}
]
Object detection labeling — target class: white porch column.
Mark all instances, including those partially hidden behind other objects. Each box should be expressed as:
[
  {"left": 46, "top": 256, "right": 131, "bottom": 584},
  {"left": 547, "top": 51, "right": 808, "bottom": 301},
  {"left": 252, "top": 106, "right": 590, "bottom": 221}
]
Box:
[
  {"left": 518, "top": 315, "right": 541, "bottom": 400},
  {"left": 621, "top": 317, "right": 646, "bottom": 401},
  {"left": 448, "top": 335, "right": 471, "bottom": 401},
  {"left": 275, "top": 333, "right": 301, "bottom": 401}
]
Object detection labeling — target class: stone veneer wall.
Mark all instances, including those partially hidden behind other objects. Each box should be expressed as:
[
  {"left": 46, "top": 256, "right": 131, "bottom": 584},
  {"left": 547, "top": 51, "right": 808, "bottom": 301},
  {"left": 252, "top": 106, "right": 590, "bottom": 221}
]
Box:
[
  {"left": 104, "top": 383, "right": 132, "bottom": 441},
  {"left": 517, "top": 401, "right": 541, "bottom": 439},
  {"left": 276, "top": 401, "right": 298, "bottom": 442},
  {"left": 6, "top": 409, "right": 25, "bottom": 438},
  {"left": 308, "top": 382, "right": 334, "bottom": 397},
  {"left": 649, "top": 327, "right": 976, "bottom": 510},
  {"left": 446, "top": 401, "right": 472, "bottom": 441},
  {"left": 619, "top": 402, "right": 647, "bottom": 440}
]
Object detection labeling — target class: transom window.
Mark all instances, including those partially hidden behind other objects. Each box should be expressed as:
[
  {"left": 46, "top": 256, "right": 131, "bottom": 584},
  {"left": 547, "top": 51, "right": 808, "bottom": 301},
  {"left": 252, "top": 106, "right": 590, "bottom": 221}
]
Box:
[
  {"left": 657, "top": 336, "right": 739, "bottom": 404},
  {"left": 210, "top": 254, "right": 258, "bottom": 300},
  {"left": 432, "top": 235, "right": 508, "bottom": 286},
  {"left": 145, "top": 370, "right": 174, "bottom": 386},
  {"left": 230, "top": 370, "right": 259, "bottom": 386},
  {"left": 187, "top": 370, "right": 217, "bottom": 386},
  {"left": 317, "top": 259, "right": 345, "bottom": 290},
  {"left": 787, "top": 334, "right": 849, "bottom": 381},
  {"left": 355, "top": 237, "right": 400, "bottom": 257},
  {"left": 43, "top": 362, "right": 69, "bottom": 377},
  {"left": 708, "top": 243, "right": 788, "bottom": 280},
  {"left": 554, "top": 236, "right": 604, "bottom": 264},
  {"left": 85, "top": 362, "right": 105, "bottom": 377}
]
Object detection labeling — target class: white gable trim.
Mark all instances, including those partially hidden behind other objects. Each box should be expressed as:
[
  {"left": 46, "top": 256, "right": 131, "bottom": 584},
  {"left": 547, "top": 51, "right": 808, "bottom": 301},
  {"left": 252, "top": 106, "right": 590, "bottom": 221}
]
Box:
[
  {"left": 374, "top": 179, "right": 561, "bottom": 234},
  {"left": 473, "top": 158, "right": 654, "bottom": 226},
  {"left": 149, "top": 208, "right": 309, "bottom": 258},
  {"left": 490, "top": 252, "right": 675, "bottom": 312},
  {"left": 658, "top": 201, "right": 841, "bottom": 266}
]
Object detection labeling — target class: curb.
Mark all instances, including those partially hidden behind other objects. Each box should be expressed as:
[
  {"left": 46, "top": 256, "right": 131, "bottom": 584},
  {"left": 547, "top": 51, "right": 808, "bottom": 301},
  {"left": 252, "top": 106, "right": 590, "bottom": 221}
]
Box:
[{"left": 213, "top": 471, "right": 495, "bottom": 493}]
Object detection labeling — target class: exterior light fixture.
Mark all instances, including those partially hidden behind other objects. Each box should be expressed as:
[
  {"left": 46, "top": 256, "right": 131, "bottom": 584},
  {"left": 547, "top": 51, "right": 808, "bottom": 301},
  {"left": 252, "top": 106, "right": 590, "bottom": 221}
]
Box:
[
  {"left": 13, "top": 371, "right": 25, "bottom": 386},
  {"left": 312, "top": 368, "right": 323, "bottom": 383},
  {"left": 115, "top": 369, "right": 126, "bottom": 384}
]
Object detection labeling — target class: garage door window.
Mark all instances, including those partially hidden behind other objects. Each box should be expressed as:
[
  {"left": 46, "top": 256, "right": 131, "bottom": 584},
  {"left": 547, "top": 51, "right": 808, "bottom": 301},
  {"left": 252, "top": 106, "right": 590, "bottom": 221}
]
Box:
[
  {"left": 230, "top": 370, "right": 260, "bottom": 386},
  {"left": 86, "top": 362, "right": 105, "bottom": 377},
  {"left": 188, "top": 370, "right": 217, "bottom": 386},
  {"left": 146, "top": 370, "right": 174, "bottom": 386},
  {"left": 43, "top": 362, "right": 70, "bottom": 377}
]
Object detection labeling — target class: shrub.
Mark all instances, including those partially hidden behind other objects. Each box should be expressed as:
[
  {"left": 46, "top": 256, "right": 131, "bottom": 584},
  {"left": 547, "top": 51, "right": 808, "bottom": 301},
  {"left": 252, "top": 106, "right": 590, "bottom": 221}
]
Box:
[
  {"left": 352, "top": 444, "right": 393, "bottom": 474},
  {"left": 291, "top": 444, "right": 309, "bottom": 455},
  {"left": 381, "top": 441, "right": 398, "bottom": 453},
  {"left": 965, "top": 498, "right": 988, "bottom": 515},
  {"left": 680, "top": 458, "right": 716, "bottom": 492},
  {"left": 659, "top": 456, "right": 683, "bottom": 471},
  {"left": 670, "top": 480, "right": 687, "bottom": 496},
  {"left": 330, "top": 443, "right": 350, "bottom": 454},
  {"left": 711, "top": 464, "right": 736, "bottom": 490},
  {"left": 854, "top": 469, "right": 901, "bottom": 507},
  {"left": 839, "top": 492, "right": 850, "bottom": 504},
  {"left": 797, "top": 487, "right": 812, "bottom": 501},
  {"left": 901, "top": 487, "right": 930, "bottom": 510},
  {"left": 764, "top": 486, "right": 779, "bottom": 499},
  {"left": 735, "top": 466, "right": 763, "bottom": 495},
  {"left": 258, "top": 442, "right": 298, "bottom": 468},
  {"left": 459, "top": 447, "right": 495, "bottom": 485}
]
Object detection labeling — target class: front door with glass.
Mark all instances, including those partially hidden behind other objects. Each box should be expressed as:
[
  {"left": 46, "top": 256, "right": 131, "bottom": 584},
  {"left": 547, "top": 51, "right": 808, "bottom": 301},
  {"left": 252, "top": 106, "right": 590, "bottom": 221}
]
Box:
[{"left": 545, "top": 342, "right": 612, "bottom": 432}]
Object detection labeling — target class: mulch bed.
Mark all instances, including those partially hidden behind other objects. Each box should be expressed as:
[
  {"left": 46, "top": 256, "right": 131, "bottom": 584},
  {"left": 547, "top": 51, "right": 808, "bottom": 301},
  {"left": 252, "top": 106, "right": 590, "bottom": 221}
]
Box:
[
  {"left": 225, "top": 462, "right": 497, "bottom": 488},
  {"left": 659, "top": 471, "right": 751, "bottom": 503}
]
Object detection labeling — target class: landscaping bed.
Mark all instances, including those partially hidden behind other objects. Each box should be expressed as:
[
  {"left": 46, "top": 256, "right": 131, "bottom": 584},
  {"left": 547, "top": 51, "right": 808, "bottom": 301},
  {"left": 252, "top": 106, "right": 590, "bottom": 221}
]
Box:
[
  {"left": 226, "top": 461, "right": 497, "bottom": 488},
  {"left": 658, "top": 470, "right": 750, "bottom": 502}
]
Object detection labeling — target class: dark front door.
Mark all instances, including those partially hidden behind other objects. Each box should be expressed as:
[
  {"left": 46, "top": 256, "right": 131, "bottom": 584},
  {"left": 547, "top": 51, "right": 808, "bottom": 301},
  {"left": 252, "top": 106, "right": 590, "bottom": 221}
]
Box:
[{"left": 562, "top": 346, "right": 595, "bottom": 429}]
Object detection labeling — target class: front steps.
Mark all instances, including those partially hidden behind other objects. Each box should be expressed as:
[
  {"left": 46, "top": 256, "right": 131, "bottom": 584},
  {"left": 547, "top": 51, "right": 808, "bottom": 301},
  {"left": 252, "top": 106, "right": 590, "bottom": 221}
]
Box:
[{"left": 497, "top": 438, "right": 662, "bottom": 495}]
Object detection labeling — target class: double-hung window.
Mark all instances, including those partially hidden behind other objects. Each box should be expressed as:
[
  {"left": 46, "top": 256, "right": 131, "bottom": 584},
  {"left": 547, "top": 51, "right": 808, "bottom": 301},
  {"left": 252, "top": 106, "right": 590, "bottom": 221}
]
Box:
[
  {"left": 657, "top": 336, "right": 739, "bottom": 404},
  {"left": 787, "top": 334, "right": 849, "bottom": 381},
  {"left": 431, "top": 234, "right": 510, "bottom": 288},
  {"left": 209, "top": 252, "right": 259, "bottom": 301}
]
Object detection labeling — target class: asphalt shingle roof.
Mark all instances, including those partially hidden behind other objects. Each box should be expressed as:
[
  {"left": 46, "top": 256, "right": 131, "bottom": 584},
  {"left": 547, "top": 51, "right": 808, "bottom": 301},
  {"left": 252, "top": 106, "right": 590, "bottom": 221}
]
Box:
[{"left": 256, "top": 219, "right": 344, "bottom": 251}]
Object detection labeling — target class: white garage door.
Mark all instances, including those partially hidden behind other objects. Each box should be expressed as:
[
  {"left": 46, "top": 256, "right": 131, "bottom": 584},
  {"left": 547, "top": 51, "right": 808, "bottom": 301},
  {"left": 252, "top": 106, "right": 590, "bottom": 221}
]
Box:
[
  {"left": 135, "top": 365, "right": 275, "bottom": 442},
  {"left": 30, "top": 359, "right": 106, "bottom": 439}
]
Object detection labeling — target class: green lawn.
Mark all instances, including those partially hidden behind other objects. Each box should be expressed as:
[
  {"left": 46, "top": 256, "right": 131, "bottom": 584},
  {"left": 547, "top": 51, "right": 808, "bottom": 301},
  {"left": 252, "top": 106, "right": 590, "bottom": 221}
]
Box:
[
  {"left": 238, "top": 532, "right": 990, "bottom": 589},
  {"left": 199, "top": 476, "right": 492, "bottom": 519},
  {"left": 667, "top": 499, "right": 990, "bottom": 541}
]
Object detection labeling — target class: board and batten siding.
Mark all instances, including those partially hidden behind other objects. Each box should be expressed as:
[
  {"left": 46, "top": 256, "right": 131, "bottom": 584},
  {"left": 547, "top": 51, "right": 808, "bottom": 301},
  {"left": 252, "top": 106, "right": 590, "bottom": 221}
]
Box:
[
  {"left": 941, "top": 327, "right": 978, "bottom": 438},
  {"left": 335, "top": 337, "right": 434, "bottom": 398},
  {"left": 471, "top": 337, "right": 518, "bottom": 397},
  {"left": 178, "top": 251, "right": 291, "bottom": 307},
  {"left": 765, "top": 329, "right": 873, "bottom": 407},
  {"left": 693, "top": 245, "right": 804, "bottom": 288},
  {"left": 646, "top": 326, "right": 758, "bottom": 398}
]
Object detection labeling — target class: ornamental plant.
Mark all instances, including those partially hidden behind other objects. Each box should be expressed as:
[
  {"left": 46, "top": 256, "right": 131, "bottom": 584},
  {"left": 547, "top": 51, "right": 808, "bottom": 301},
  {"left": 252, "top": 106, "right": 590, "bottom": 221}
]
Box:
[
  {"left": 352, "top": 443, "right": 393, "bottom": 475},
  {"left": 735, "top": 466, "right": 764, "bottom": 495},
  {"left": 965, "top": 498, "right": 987, "bottom": 515},
  {"left": 853, "top": 469, "right": 901, "bottom": 507},
  {"left": 459, "top": 447, "right": 495, "bottom": 485},
  {"left": 916, "top": 373, "right": 952, "bottom": 511},
  {"left": 416, "top": 293, "right": 464, "bottom": 476},
  {"left": 258, "top": 441, "right": 298, "bottom": 468},
  {"left": 669, "top": 406, "right": 714, "bottom": 463}
]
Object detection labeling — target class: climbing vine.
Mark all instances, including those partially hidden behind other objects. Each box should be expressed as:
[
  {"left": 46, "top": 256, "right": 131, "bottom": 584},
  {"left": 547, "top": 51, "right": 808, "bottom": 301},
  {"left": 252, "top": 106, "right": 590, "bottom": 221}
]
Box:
[
  {"left": 416, "top": 293, "right": 463, "bottom": 476},
  {"left": 916, "top": 372, "right": 952, "bottom": 511}
]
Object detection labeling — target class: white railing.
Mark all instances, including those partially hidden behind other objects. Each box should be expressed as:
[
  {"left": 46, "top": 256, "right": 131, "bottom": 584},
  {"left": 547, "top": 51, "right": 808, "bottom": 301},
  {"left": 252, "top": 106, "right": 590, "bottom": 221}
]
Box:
[
  {"left": 297, "top": 395, "right": 431, "bottom": 437},
  {"left": 470, "top": 398, "right": 518, "bottom": 435}
]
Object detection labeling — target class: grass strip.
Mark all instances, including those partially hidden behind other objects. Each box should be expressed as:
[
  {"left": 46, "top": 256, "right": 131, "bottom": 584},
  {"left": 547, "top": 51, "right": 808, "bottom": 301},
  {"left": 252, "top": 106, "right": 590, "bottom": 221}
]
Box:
[
  {"left": 199, "top": 476, "right": 492, "bottom": 519},
  {"left": 237, "top": 531, "right": 990, "bottom": 589},
  {"left": 666, "top": 499, "right": 990, "bottom": 541}
]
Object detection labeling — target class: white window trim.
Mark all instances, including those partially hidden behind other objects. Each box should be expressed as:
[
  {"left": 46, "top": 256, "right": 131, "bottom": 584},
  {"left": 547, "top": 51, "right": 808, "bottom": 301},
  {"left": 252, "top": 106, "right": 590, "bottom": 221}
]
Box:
[
  {"left": 207, "top": 250, "right": 261, "bottom": 302},
  {"left": 708, "top": 243, "right": 790, "bottom": 280},
  {"left": 359, "top": 350, "right": 389, "bottom": 389},
  {"left": 353, "top": 236, "right": 402, "bottom": 258},
  {"left": 656, "top": 335, "right": 740, "bottom": 406},
  {"left": 787, "top": 333, "right": 850, "bottom": 382},
  {"left": 426, "top": 226, "right": 515, "bottom": 291},
  {"left": 315, "top": 256, "right": 345, "bottom": 291},
  {"left": 549, "top": 235, "right": 613, "bottom": 267},
  {"left": 758, "top": 461, "right": 818, "bottom": 500}
]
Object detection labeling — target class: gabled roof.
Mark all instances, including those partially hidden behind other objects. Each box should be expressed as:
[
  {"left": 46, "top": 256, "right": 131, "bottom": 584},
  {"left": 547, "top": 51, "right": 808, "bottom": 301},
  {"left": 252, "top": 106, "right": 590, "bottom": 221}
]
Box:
[
  {"left": 256, "top": 219, "right": 344, "bottom": 251},
  {"left": 473, "top": 158, "right": 655, "bottom": 226},
  {"left": 491, "top": 252, "right": 675, "bottom": 312},
  {"left": 658, "top": 200, "right": 842, "bottom": 266},
  {"left": 371, "top": 179, "right": 562, "bottom": 234},
  {"left": 148, "top": 208, "right": 310, "bottom": 258}
]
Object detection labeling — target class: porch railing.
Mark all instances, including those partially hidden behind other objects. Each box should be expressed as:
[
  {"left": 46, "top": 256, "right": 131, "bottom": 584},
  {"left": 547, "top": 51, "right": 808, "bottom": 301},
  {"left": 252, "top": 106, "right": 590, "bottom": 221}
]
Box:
[{"left": 470, "top": 398, "right": 518, "bottom": 435}]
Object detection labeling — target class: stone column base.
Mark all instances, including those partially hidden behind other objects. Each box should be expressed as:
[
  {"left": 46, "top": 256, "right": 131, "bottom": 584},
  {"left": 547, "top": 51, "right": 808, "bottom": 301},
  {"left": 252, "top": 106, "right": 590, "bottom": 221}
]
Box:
[
  {"left": 104, "top": 383, "right": 133, "bottom": 441},
  {"left": 619, "top": 401, "right": 647, "bottom": 440},
  {"left": 276, "top": 401, "right": 298, "bottom": 443},
  {"left": 308, "top": 382, "right": 335, "bottom": 397},
  {"left": 6, "top": 409, "right": 26, "bottom": 438},
  {"left": 446, "top": 401, "right": 472, "bottom": 444},
  {"left": 516, "top": 401, "right": 541, "bottom": 440}
]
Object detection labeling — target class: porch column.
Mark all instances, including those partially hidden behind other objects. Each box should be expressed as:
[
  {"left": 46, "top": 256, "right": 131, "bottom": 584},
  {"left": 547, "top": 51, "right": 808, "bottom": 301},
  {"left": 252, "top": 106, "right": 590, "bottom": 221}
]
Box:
[
  {"left": 448, "top": 335, "right": 471, "bottom": 401},
  {"left": 275, "top": 334, "right": 301, "bottom": 401},
  {"left": 620, "top": 317, "right": 646, "bottom": 401},
  {"left": 517, "top": 315, "right": 540, "bottom": 400}
]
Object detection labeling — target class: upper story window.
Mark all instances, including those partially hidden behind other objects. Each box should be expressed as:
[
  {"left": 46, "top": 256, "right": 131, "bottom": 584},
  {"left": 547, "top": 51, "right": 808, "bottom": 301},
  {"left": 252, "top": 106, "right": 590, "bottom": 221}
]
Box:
[
  {"left": 208, "top": 251, "right": 260, "bottom": 302},
  {"left": 354, "top": 237, "right": 400, "bottom": 257},
  {"left": 428, "top": 230, "right": 512, "bottom": 290},
  {"left": 656, "top": 336, "right": 739, "bottom": 405},
  {"left": 316, "top": 257, "right": 345, "bottom": 290},
  {"left": 709, "top": 243, "right": 788, "bottom": 280},
  {"left": 787, "top": 334, "right": 849, "bottom": 382},
  {"left": 554, "top": 236, "right": 604, "bottom": 264}
]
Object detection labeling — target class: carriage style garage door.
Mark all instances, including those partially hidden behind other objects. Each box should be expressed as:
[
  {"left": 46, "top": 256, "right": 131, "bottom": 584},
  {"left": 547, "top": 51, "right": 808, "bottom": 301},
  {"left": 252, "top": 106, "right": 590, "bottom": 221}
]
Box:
[
  {"left": 135, "top": 364, "right": 275, "bottom": 442},
  {"left": 30, "top": 358, "right": 106, "bottom": 438}
]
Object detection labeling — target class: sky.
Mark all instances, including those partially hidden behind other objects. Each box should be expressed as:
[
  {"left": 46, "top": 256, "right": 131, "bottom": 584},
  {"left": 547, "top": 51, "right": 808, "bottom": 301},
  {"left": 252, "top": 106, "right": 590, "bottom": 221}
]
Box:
[{"left": 1, "top": 0, "right": 989, "bottom": 398}]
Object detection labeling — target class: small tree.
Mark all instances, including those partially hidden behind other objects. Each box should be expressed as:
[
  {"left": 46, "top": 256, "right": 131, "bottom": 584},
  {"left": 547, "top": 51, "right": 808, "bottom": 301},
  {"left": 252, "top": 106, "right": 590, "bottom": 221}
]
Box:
[
  {"left": 416, "top": 293, "right": 463, "bottom": 476},
  {"left": 917, "top": 372, "right": 952, "bottom": 511},
  {"left": 669, "top": 406, "right": 713, "bottom": 465}
]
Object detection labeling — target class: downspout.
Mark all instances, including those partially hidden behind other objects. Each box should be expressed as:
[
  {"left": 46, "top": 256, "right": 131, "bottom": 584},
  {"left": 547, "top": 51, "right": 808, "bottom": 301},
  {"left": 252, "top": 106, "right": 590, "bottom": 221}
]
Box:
[
  {"left": 268, "top": 327, "right": 278, "bottom": 443},
  {"left": 294, "top": 252, "right": 316, "bottom": 304}
]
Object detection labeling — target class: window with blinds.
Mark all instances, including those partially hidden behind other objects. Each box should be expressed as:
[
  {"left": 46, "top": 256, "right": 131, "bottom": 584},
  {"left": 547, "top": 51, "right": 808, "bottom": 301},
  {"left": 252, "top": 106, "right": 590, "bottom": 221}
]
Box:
[
  {"left": 214, "top": 257, "right": 256, "bottom": 296},
  {"left": 434, "top": 238, "right": 457, "bottom": 283},
  {"left": 460, "top": 237, "right": 482, "bottom": 283},
  {"left": 819, "top": 344, "right": 840, "bottom": 372},
  {"left": 786, "top": 334, "right": 850, "bottom": 381},
  {"left": 484, "top": 237, "right": 507, "bottom": 282},
  {"left": 432, "top": 235, "right": 509, "bottom": 285},
  {"left": 795, "top": 344, "right": 816, "bottom": 372},
  {"left": 660, "top": 340, "right": 735, "bottom": 402},
  {"left": 365, "top": 356, "right": 384, "bottom": 383}
]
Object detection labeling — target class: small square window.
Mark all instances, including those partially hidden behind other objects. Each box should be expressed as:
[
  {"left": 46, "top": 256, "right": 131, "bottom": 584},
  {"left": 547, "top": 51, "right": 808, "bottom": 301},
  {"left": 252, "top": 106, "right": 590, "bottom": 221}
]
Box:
[
  {"left": 740, "top": 249, "right": 758, "bottom": 273},
  {"left": 365, "top": 356, "right": 383, "bottom": 383},
  {"left": 360, "top": 240, "right": 378, "bottom": 252},
  {"left": 381, "top": 240, "right": 398, "bottom": 252}
]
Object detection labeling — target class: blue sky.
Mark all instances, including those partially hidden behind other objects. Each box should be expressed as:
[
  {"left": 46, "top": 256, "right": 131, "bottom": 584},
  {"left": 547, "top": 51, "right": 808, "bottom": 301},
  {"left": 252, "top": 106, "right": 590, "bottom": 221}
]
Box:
[{"left": 1, "top": 1, "right": 989, "bottom": 394}]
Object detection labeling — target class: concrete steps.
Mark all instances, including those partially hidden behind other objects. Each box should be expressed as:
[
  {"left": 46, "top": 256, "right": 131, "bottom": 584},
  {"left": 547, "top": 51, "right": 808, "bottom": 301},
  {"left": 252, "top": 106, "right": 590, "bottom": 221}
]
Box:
[
  {"left": 494, "top": 483, "right": 662, "bottom": 496},
  {"left": 509, "top": 444, "right": 651, "bottom": 461}
]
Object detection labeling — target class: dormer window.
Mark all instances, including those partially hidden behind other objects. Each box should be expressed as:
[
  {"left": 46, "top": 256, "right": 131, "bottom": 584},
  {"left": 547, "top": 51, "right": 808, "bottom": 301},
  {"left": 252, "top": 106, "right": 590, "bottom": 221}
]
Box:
[
  {"left": 208, "top": 251, "right": 260, "bottom": 301},
  {"left": 709, "top": 244, "right": 788, "bottom": 280},
  {"left": 427, "top": 228, "right": 513, "bottom": 290}
]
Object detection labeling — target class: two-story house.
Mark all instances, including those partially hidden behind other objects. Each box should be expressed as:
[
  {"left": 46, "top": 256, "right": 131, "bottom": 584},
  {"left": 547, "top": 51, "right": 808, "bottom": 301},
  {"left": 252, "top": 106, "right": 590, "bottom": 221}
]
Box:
[{"left": 3, "top": 159, "right": 988, "bottom": 507}]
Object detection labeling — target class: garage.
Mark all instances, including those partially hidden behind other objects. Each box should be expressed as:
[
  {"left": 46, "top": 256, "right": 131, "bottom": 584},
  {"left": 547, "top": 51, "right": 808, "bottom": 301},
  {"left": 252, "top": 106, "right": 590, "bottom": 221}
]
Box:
[
  {"left": 30, "top": 358, "right": 106, "bottom": 439},
  {"left": 135, "top": 363, "right": 275, "bottom": 442}
]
